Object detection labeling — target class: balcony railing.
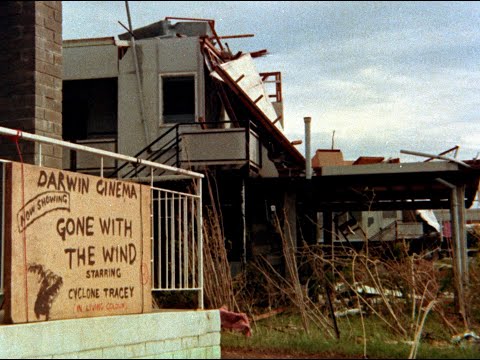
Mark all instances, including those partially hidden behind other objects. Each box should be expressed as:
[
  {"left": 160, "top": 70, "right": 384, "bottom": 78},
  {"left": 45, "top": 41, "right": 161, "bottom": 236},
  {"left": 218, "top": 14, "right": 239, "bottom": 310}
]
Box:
[{"left": 109, "top": 121, "right": 263, "bottom": 180}]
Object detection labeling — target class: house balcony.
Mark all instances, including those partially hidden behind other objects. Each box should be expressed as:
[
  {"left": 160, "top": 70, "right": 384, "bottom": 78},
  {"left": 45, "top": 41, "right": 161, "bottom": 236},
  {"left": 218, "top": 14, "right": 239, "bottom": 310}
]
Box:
[{"left": 65, "top": 122, "right": 269, "bottom": 179}]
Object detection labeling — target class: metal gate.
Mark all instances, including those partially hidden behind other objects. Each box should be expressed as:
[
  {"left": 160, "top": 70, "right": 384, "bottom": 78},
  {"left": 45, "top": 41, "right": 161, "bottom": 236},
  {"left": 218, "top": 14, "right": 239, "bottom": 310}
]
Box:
[
  {"left": 0, "top": 161, "right": 5, "bottom": 297},
  {"left": 151, "top": 184, "right": 203, "bottom": 308},
  {"left": 0, "top": 126, "right": 204, "bottom": 307}
]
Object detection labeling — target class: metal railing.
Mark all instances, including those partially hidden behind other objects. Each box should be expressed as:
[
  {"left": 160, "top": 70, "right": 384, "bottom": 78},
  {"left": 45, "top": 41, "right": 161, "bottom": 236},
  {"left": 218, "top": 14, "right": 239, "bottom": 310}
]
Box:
[
  {"left": 0, "top": 161, "right": 5, "bottom": 297},
  {"left": 0, "top": 126, "right": 204, "bottom": 307},
  {"left": 260, "top": 72, "right": 282, "bottom": 103},
  {"left": 111, "top": 121, "right": 262, "bottom": 180},
  {"left": 0, "top": 126, "right": 203, "bottom": 179},
  {"left": 151, "top": 185, "right": 203, "bottom": 308},
  {"left": 110, "top": 123, "right": 183, "bottom": 179}
]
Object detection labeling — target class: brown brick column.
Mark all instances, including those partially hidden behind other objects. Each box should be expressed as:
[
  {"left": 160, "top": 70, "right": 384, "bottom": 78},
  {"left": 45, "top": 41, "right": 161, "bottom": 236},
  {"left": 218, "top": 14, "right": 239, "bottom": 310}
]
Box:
[{"left": 0, "top": 1, "right": 62, "bottom": 168}]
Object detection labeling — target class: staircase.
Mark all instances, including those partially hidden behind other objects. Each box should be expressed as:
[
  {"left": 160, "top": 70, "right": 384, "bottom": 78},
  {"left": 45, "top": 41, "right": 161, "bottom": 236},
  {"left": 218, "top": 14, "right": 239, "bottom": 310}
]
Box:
[{"left": 109, "top": 124, "right": 183, "bottom": 180}]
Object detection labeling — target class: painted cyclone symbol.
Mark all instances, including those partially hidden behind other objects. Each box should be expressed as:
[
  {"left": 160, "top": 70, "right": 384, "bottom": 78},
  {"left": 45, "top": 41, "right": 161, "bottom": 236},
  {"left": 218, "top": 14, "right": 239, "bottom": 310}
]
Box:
[{"left": 28, "top": 263, "right": 63, "bottom": 320}]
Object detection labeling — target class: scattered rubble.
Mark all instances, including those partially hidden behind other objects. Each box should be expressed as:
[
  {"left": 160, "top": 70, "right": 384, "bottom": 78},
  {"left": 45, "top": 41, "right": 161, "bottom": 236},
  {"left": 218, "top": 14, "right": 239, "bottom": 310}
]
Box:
[{"left": 451, "top": 331, "right": 480, "bottom": 345}]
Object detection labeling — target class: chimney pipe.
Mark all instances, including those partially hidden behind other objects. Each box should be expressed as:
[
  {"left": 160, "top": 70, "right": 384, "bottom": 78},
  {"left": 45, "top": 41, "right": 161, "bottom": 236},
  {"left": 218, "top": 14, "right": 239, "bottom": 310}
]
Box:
[{"left": 304, "top": 117, "right": 312, "bottom": 179}]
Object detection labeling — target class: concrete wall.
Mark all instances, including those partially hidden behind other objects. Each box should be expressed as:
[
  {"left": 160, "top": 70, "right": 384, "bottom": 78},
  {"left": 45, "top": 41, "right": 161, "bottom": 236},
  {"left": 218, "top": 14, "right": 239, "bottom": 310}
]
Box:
[
  {"left": 118, "top": 37, "right": 205, "bottom": 157},
  {"left": 61, "top": 36, "right": 282, "bottom": 177},
  {"left": 63, "top": 44, "right": 118, "bottom": 80},
  {"left": 0, "top": 1, "right": 63, "bottom": 168},
  {"left": 258, "top": 145, "right": 279, "bottom": 178},
  {"left": 0, "top": 310, "right": 220, "bottom": 359},
  {"left": 181, "top": 129, "right": 246, "bottom": 165}
]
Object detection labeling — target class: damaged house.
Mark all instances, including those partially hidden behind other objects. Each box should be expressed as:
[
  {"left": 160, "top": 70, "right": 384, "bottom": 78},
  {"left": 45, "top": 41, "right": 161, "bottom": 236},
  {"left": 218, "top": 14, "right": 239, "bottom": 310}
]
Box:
[
  {"left": 62, "top": 18, "right": 305, "bottom": 269},
  {"left": 62, "top": 17, "right": 480, "bottom": 271}
]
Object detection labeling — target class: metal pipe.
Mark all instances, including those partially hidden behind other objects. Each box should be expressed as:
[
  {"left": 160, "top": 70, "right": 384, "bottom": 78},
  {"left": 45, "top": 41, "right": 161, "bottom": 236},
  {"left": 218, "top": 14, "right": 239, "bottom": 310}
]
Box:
[
  {"left": 400, "top": 149, "right": 470, "bottom": 168},
  {"left": 164, "top": 191, "right": 168, "bottom": 289},
  {"left": 125, "top": 1, "right": 150, "bottom": 145},
  {"left": 188, "top": 196, "right": 193, "bottom": 289},
  {"left": 0, "top": 163, "right": 5, "bottom": 296},
  {"left": 436, "top": 177, "right": 468, "bottom": 325},
  {"left": 177, "top": 194, "right": 182, "bottom": 289},
  {"left": 436, "top": 179, "right": 464, "bottom": 275},
  {"left": 304, "top": 117, "right": 312, "bottom": 179},
  {"left": 0, "top": 126, "right": 203, "bottom": 179},
  {"left": 216, "top": 34, "right": 255, "bottom": 40},
  {"left": 241, "top": 180, "right": 247, "bottom": 268},
  {"left": 129, "top": 175, "right": 198, "bottom": 183},
  {"left": 183, "top": 196, "right": 188, "bottom": 288},
  {"left": 190, "top": 194, "right": 198, "bottom": 287},
  {"left": 170, "top": 193, "right": 175, "bottom": 289},
  {"left": 157, "top": 190, "right": 161, "bottom": 289},
  {"left": 197, "top": 178, "right": 204, "bottom": 309},
  {"left": 450, "top": 186, "right": 464, "bottom": 293},
  {"left": 457, "top": 185, "right": 469, "bottom": 283},
  {"left": 38, "top": 143, "right": 42, "bottom": 166}
]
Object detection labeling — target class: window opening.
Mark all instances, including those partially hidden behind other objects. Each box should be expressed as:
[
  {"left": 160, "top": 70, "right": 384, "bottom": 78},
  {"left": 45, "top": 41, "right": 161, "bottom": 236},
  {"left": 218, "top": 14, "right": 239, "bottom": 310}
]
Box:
[{"left": 162, "top": 76, "right": 195, "bottom": 124}]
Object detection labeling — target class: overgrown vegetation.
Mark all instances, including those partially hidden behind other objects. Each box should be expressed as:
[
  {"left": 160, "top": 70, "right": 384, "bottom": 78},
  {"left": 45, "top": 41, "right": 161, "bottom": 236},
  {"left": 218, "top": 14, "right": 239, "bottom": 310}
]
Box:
[
  {"left": 221, "top": 248, "right": 480, "bottom": 358},
  {"left": 208, "top": 208, "right": 480, "bottom": 358},
  {"left": 198, "top": 177, "right": 480, "bottom": 358},
  {"left": 222, "top": 312, "right": 480, "bottom": 359}
]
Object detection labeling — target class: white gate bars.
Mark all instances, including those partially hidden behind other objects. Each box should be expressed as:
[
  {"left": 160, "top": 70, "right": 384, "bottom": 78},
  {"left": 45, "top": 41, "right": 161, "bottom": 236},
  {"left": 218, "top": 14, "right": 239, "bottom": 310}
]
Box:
[
  {"left": 151, "top": 182, "right": 203, "bottom": 309},
  {"left": 0, "top": 161, "right": 5, "bottom": 297}
]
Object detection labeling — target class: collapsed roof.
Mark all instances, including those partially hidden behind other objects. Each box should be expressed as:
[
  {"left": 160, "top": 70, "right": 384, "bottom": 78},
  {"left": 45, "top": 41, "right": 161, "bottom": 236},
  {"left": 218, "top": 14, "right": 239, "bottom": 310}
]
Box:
[{"left": 118, "top": 17, "right": 306, "bottom": 174}]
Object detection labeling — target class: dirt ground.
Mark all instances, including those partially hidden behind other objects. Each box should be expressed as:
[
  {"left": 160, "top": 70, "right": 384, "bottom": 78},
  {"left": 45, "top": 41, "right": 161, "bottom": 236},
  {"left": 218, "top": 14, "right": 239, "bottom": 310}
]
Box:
[{"left": 222, "top": 348, "right": 362, "bottom": 359}]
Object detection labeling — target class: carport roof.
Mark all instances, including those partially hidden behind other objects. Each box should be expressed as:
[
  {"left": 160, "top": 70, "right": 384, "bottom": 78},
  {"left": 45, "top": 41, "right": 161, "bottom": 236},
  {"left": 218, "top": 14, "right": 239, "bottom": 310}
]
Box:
[{"left": 250, "top": 160, "right": 480, "bottom": 212}]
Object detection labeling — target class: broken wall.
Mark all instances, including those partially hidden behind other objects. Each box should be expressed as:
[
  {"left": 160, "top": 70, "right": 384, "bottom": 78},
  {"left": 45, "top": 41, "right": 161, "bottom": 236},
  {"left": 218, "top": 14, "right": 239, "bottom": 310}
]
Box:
[{"left": 118, "top": 37, "right": 206, "bottom": 156}]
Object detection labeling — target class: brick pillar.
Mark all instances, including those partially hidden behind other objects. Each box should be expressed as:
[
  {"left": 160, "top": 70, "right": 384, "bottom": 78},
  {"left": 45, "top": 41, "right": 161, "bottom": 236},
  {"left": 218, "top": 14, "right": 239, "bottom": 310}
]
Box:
[{"left": 0, "top": 1, "right": 62, "bottom": 168}]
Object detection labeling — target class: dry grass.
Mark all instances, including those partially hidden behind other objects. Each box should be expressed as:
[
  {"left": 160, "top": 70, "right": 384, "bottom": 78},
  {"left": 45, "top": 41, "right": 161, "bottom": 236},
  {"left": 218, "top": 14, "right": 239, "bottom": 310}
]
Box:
[
  {"left": 197, "top": 174, "right": 480, "bottom": 358},
  {"left": 201, "top": 171, "right": 237, "bottom": 311}
]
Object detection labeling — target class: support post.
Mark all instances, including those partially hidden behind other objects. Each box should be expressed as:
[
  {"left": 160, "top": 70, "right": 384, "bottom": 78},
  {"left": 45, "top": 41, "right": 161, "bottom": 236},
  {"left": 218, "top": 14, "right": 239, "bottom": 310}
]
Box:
[
  {"left": 438, "top": 177, "right": 469, "bottom": 328},
  {"left": 241, "top": 179, "right": 247, "bottom": 268},
  {"left": 304, "top": 117, "right": 312, "bottom": 179},
  {"left": 197, "top": 178, "right": 204, "bottom": 309},
  {"left": 457, "top": 185, "right": 469, "bottom": 284},
  {"left": 451, "top": 185, "right": 470, "bottom": 328}
]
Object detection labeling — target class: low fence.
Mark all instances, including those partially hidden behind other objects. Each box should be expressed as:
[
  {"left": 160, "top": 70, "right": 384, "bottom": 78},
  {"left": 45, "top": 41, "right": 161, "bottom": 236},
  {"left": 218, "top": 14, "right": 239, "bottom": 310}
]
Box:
[
  {"left": 0, "top": 126, "right": 204, "bottom": 307},
  {"left": 151, "top": 186, "right": 203, "bottom": 307}
]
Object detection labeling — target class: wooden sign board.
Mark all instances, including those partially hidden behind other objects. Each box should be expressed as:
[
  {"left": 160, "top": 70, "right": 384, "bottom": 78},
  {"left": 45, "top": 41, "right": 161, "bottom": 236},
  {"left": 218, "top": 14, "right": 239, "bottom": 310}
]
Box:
[{"left": 4, "top": 162, "right": 152, "bottom": 323}]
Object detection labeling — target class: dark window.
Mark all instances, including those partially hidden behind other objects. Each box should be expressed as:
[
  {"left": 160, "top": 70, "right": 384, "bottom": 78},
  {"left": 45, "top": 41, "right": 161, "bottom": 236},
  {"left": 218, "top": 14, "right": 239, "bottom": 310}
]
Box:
[
  {"left": 162, "top": 76, "right": 195, "bottom": 123},
  {"left": 63, "top": 78, "right": 117, "bottom": 141}
]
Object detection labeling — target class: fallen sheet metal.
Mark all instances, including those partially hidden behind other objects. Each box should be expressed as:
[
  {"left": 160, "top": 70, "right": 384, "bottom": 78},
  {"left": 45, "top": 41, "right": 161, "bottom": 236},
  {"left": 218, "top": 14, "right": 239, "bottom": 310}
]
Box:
[
  {"left": 214, "top": 54, "right": 280, "bottom": 129},
  {"left": 416, "top": 209, "right": 441, "bottom": 232}
]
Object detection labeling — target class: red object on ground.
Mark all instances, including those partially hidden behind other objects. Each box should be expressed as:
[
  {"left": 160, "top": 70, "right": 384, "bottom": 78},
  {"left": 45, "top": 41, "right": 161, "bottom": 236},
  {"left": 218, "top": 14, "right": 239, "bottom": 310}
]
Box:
[{"left": 219, "top": 307, "right": 252, "bottom": 337}]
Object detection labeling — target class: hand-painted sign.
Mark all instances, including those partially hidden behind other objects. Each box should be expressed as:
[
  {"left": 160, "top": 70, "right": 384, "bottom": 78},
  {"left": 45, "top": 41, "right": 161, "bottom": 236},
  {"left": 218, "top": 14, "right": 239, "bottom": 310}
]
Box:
[{"left": 4, "top": 162, "right": 151, "bottom": 323}]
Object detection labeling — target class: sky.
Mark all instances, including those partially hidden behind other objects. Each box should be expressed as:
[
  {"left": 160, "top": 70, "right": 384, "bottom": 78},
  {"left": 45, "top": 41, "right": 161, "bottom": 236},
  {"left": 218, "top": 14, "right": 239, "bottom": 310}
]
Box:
[{"left": 63, "top": 1, "right": 480, "bottom": 163}]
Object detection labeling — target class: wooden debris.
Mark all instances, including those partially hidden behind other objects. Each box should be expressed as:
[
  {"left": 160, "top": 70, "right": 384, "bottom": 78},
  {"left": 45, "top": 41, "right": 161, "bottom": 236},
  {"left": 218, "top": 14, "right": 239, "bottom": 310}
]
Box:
[{"left": 252, "top": 307, "right": 286, "bottom": 321}]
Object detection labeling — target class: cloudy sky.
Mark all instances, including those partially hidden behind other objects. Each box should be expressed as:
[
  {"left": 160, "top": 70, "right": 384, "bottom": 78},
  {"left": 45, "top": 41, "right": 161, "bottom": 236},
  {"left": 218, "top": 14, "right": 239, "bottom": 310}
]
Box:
[{"left": 63, "top": 1, "right": 480, "bottom": 162}]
